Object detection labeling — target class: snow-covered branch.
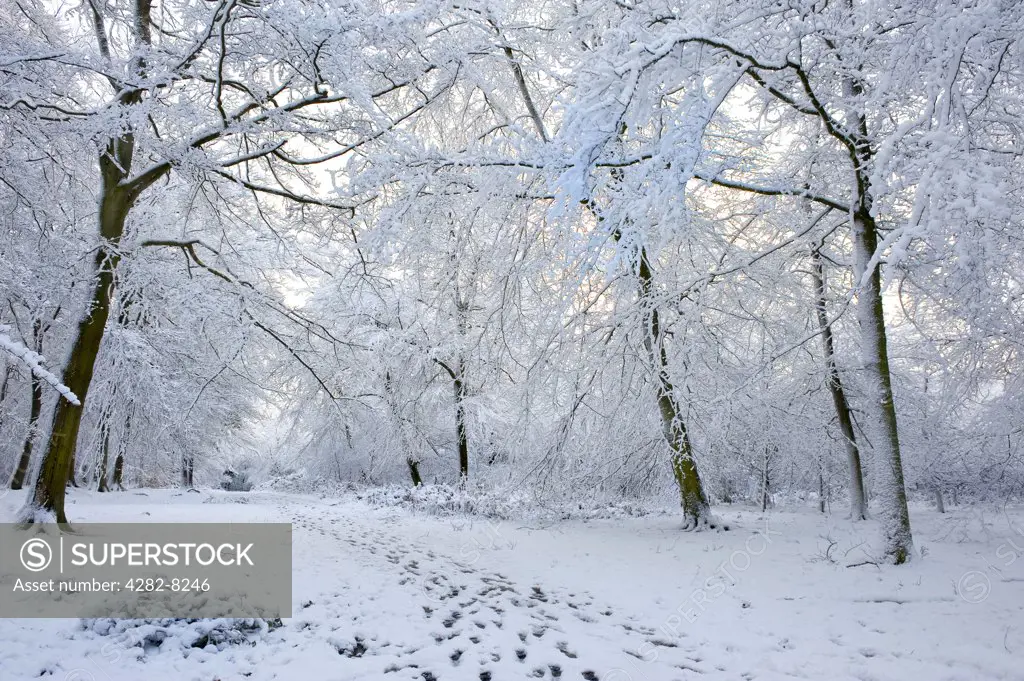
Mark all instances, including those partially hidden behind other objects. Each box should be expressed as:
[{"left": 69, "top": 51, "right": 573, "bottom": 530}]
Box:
[{"left": 0, "top": 326, "right": 80, "bottom": 405}]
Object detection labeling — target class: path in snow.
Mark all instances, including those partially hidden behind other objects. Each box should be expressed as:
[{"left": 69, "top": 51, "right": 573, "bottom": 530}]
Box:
[
  {"left": 1, "top": 489, "right": 1022, "bottom": 681},
  {"left": 284, "top": 500, "right": 713, "bottom": 681}
]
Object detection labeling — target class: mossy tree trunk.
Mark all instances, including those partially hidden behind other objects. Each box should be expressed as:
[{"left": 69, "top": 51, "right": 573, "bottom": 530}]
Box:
[
  {"left": 29, "top": 199, "right": 124, "bottom": 523},
  {"left": 851, "top": 207, "right": 913, "bottom": 562},
  {"left": 840, "top": 12, "right": 913, "bottom": 562},
  {"left": 635, "top": 247, "right": 711, "bottom": 529},
  {"left": 26, "top": 0, "right": 164, "bottom": 524},
  {"left": 591, "top": 169, "right": 712, "bottom": 529}
]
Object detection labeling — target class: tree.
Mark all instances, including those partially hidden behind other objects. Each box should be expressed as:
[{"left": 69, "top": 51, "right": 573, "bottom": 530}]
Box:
[
  {"left": 810, "top": 245, "right": 867, "bottom": 520},
  {"left": 4, "top": 0, "right": 457, "bottom": 523}
]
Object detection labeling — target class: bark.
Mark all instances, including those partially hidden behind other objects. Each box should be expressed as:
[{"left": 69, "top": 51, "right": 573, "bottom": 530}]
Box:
[
  {"left": 841, "top": 8, "right": 913, "bottom": 563},
  {"left": 498, "top": 39, "right": 549, "bottom": 142},
  {"left": 182, "top": 454, "right": 195, "bottom": 488},
  {"left": 25, "top": 0, "right": 161, "bottom": 524},
  {"left": 810, "top": 248, "right": 868, "bottom": 520},
  {"left": 934, "top": 486, "right": 945, "bottom": 514},
  {"left": 593, "top": 130, "right": 712, "bottom": 528},
  {"left": 29, "top": 241, "right": 120, "bottom": 523},
  {"left": 441, "top": 222, "right": 472, "bottom": 482},
  {"left": 407, "top": 458, "right": 423, "bottom": 487},
  {"left": 67, "top": 441, "right": 79, "bottom": 487},
  {"left": 28, "top": 134, "right": 135, "bottom": 522},
  {"left": 0, "top": 364, "right": 14, "bottom": 423},
  {"left": 851, "top": 207, "right": 914, "bottom": 563},
  {"left": 383, "top": 369, "right": 424, "bottom": 487},
  {"left": 112, "top": 453, "right": 125, "bottom": 491},
  {"left": 97, "top": 420, "right": 111, "bottom": 493},
  {"left": 10, "top": 368, "right": 42, "bottom": 490},
  {"left": 720, "top": 476, "right": 733, "bottom": 504},
  {"left": 10, "top": 319, "right": 44, "bottom": 490},
  {"left": 760, "top": 445, "right": 774, "bottom": 512},
  {"left": 95, "top": 384, "right": 120, "bottom": 493},
  {"left": 453, "top": 264, "right": 470, "bottom": 481},
  {"left": 114, "top": 405, "right": 133, "bottom": 491},
  {"left": 453, "top": 365, "right": 469, "bottom": 480},
  {"left": 636, "top": 247, "right": 711, "bottom": 529}
]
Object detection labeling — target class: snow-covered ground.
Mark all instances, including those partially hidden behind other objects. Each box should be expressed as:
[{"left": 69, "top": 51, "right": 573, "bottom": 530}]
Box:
[{"left": 1, "top": 488, "right": 1022, "bottom": 681}]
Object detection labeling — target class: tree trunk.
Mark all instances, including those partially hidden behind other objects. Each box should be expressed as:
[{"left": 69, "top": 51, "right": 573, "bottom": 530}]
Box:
[
  {"left": 851, "top": 207, "right": 914, "bottom": 563},
  {"left": 811, "top": 248, "right": 868, "bottom": 520},
  {"left": 407, "top": 458, "right": 423, "bottom": 487},
  {"left": 453, "top": 365, "right": 469, "bottom": 480},
  {"left": 27, "top": 152, "right": 133, "bottom": 523},
  {"left": 182, "top": 454, "right": 194, "bottom": 488},
  {"left": 760, "top": 445, "right": 773, "bottom": 512},
  {"left": 113, "top": 405, "right": 133, "bottom": 491},
  {"left": 636, "top": 248, "right": 711, "bottom": 529},
  {"left": 22, "top": 0, "right": 160, "bottom": 524},
  {"left": 66, "top": 440, "right": 79, "bottom": 487},
  {"left": 934, "top": 486, "right": 945, "bottom": 514},
  {"left": 0, "top": 363, "right": 14, "bottom": 428},
  {"left": 594, "top": 161, "right": 712, "bottom": 527},
  {"left": 113, "top": 453, "right": 125, "bottom": 491},
  {"left": 10, "top": 369, "right": 42, "bottom": 490},
  {"left": 382, "top": 369, "right": 425, "bottom": 486},
  {"left": 10, "top": 318, "right": 44, "bottom": 490},
  {"left": 838, "top": 19, "right": 913, "bottom": 561},
  {"left": 27, "top": 243, "right": 120, "bottom": 523},
  {"left": 97, "top": 420, "right": 111, "bottom": 493},
  {"left": 95, "top": 388, "right": 120, "bottom": 493}
]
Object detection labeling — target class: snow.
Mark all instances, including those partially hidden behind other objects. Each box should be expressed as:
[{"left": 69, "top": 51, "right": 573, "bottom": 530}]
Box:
[
  {"left": 0, "top": 488, "right": 1022, "bottom": 681},
  {"left": 0, "top": 326, "right": 79, "bottom": 406}
]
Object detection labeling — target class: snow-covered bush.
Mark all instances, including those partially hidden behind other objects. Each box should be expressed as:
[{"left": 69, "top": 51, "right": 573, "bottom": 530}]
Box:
[
  {"left": 355, "top": 482, "right": 667, "bottom": 522},
  {"left": 80, "top": 618, "right": 282, "bottom": 653}
]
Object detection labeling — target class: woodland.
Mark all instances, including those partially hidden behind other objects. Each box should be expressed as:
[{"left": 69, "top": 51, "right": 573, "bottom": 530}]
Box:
[{"left": 2, "top": 0, "right": 1022, "bottom": 567}]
